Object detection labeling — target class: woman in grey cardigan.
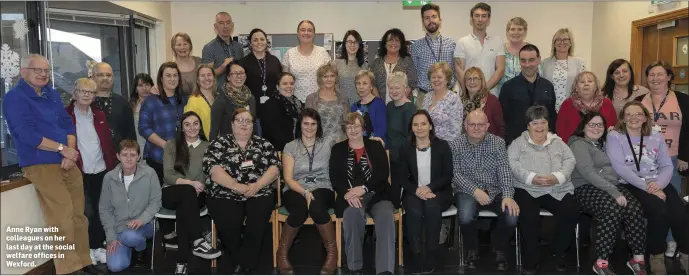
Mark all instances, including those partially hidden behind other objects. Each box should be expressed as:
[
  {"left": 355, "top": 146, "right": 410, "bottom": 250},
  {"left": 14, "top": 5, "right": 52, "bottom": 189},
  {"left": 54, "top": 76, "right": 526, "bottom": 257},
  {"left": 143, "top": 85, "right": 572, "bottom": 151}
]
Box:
[
  {"left": 99, "top": 139, "right": 161, "bottom": 273},
  {"left": 370, "top": 28, "right": 417, "bottom": 104},
  {"left": 541, "top": 28, "right": 586, "bottom": 112},
  {"left": 568, "top": 112, "right": 647, "bottom": 275},
  {"left": 507, "top": 105, "right": 579, "bottom": 274}
]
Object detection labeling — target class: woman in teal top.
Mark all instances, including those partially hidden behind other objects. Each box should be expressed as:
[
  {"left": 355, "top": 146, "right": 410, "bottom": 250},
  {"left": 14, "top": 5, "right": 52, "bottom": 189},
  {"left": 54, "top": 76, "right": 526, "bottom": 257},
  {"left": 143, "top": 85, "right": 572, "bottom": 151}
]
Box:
[{"left": 497, "top": 17, "right": 542, "bottom": 94}]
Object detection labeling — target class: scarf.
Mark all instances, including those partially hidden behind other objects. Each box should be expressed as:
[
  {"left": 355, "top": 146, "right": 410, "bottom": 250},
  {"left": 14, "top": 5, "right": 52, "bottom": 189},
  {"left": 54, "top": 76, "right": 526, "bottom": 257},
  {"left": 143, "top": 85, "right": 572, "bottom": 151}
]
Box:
[
  {"left": 571, "top": 92, "right": 604, "bottom": 114},
  {"left": 346, "top": 147, "right": 372, "bottom": 189},
  {"left": 274, "top": 90, "right": 303, "bottom": 119},
  {"left": 223, "top": 83, "right": 252, "bottom": 107}
]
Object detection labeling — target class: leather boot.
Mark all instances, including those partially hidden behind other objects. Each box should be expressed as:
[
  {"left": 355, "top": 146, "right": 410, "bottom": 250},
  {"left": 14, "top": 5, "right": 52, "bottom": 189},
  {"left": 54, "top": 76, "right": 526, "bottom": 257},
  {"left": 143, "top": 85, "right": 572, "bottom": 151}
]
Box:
[
  {"left": 316, "top": 222, "right": 338, "bottom": 275},
  {"left": 277, "top": 224, "right": 300, "bottom": 275},
  {"left": 409, "top": 237, "right": 424, "bottom": 275}
]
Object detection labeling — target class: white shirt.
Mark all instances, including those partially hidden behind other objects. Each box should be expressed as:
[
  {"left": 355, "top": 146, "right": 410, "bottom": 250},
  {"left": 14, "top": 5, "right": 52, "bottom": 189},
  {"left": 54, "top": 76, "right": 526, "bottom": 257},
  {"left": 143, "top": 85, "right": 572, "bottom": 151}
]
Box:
[
  {"left": 416, "top": 148, "right": 431, "bottom": 187},
  {"left": 123, "top": 174, "right": 134, "bottom": 192},
  {"left": 75, "top": 106, "right": 107, "bottom": 174},
  {"left": 187, "top": 138, "right": 201, "bottom": 148},
  {"left": 454, "top": 32, "right": 505, "bottom": 95},
  {"left": 282, "top": 46, "right": 332, "bottom": 102}
]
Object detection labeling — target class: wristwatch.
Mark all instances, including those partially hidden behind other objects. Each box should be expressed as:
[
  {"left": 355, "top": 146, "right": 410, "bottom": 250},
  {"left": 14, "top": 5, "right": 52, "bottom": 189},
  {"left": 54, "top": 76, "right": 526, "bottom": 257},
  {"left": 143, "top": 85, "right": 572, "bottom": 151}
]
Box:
[{"left": 57, "top": 143, "right": 64, "bottom": 152}]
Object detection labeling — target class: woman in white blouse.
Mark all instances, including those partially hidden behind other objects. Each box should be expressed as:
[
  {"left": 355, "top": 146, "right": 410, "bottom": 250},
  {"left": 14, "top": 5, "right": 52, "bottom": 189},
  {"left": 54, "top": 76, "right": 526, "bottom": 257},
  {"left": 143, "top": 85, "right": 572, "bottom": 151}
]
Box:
[
  {"left": 542, "top": 28, "right": 586, "bottom": 112},
  {"left": 282, "top": 20, "right": 332, "bottom": 103}
]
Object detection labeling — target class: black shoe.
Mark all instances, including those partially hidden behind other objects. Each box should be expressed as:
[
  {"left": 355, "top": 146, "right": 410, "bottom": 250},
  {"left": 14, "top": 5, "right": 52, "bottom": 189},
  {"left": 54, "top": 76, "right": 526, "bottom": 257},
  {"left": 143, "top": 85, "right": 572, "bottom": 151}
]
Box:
[
  {"left": 422, "top": 266, "right": 435, "bottom": 274},
  {"left": 521, "top": 267, "right": 536, "bottom": 275},
  {"left": 377, "top": 272, "right": 393, "bottom": 275},
  {"left": 465, "top": 250, "right": 479, "bottom": 269},
  {"left": 174, "top": 263, "right": 188, "bottom": 275},
  {"left": 495, "top": 251, "right": 508, "bottom": 271},
  {"left": 132, "top": 250, "right": 147, "bottom": 268},
  {"left": 164, "top": 236, "right": 179, "bottom": 249},
  {"left": 554, "top": 254, "right": 567, "bottom": 272},
  {"left": 192, "top": 238, "right": 222, "bottom": 259},
  {"left": 233, "top": 265, "right": 252, "bottom": 275},
  {"left": 349, "top": 269, "right": 363, "bottom": 275}
]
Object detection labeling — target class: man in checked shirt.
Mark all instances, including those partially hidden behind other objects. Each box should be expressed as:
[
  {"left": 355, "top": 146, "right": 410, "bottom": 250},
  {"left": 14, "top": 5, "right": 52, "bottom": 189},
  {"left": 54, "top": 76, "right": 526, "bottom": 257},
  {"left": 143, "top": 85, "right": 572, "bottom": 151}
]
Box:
[{"left": 448, "top": 110, "right": 520, "bottom": 272}]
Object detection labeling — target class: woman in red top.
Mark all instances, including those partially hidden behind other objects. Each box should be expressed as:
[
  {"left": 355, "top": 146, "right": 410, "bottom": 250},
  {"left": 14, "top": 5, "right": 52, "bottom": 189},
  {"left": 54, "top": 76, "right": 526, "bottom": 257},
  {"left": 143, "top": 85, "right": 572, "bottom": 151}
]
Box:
[
  {"left": 556, "top": 71, "right": 617, "bottom": 143},
  {"left": 461, "top": 67, "right": 505, "bottom": 138}
]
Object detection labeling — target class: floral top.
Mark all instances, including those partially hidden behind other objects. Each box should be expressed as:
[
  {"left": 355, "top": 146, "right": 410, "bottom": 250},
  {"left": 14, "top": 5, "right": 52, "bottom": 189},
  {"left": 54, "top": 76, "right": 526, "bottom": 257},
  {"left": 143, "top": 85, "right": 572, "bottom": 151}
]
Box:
[
  {"left": 306, "top": 92, "right": 348, "bottom": 142},
  {"left": 202, "top": 134, "right": 280, "bottom": 201},
  {"left": 552, "top": 60, "right": 569, "bottom": 112},
  {"left": 422, "top": 91, "right": 463, "bottom": 141}
]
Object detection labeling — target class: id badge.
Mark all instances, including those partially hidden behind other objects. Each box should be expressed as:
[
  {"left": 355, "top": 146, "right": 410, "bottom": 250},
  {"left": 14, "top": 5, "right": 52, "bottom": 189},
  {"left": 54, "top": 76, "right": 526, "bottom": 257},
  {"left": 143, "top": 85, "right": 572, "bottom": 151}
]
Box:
[
  {"left": 240, "top": 160, "right": 254, "bottom": 170},
  {"left": 303, "top": 176, "right": 316, "bottom": 185},
  {"left": 260, "top": 96, "right": 269, "bottom": 104},
  {"left": 652, "top": 124, "right": 662, "bottom": 133}
]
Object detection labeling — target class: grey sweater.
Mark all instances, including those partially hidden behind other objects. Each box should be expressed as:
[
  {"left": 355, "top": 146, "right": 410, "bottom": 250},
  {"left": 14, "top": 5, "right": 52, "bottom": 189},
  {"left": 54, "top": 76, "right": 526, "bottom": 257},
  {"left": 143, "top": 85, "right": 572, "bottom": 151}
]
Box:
[
  {"left": 507, "top": 131, "right": 575, "bottom": 200},
  {"left": 568, "top": 135, "right": 621, "bottom": 199},
  {"left": 99, "top": 163, "right": 162, "bottom": 243}
]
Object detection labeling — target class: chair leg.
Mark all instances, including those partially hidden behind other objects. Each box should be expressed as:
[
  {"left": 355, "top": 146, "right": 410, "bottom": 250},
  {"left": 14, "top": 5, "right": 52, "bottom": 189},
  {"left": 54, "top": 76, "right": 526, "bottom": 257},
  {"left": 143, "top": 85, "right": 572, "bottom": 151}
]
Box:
[
  {"left": 272, "top": 216, "right": 278, "bottom": 268},
  {"left": 211, "top": 219, "right": 217, "bottom": 269},
  {"left": 151, "top": 217, "right": 157, "bottom": 273},
  {"left": 575, "top": 223, "right": 580, "bottom": 267},
  {"left": 515, "top": 228, "right": 521, "bottom": 267},
  {"left": 336, "top": 218, "right": 342, "bottom": 268},
  {"left": 457, "top": 214, "right": 464, "bottom": 268},
  {"left": 398, "top": 214, "right": 403, "bottom": 266}
]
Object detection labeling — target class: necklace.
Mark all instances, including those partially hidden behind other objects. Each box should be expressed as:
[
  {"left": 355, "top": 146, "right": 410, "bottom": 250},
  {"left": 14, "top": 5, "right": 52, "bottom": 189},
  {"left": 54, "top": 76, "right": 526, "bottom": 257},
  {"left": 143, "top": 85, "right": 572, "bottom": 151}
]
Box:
[{"left": 96, "top": 95, "right": 113, "bottom": 116}]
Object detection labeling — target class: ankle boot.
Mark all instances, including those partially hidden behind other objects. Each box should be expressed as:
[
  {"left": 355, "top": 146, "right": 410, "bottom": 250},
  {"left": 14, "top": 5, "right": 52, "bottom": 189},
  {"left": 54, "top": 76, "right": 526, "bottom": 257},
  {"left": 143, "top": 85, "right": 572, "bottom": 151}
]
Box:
[
  {"left": 316, "top": 222, "right": 338, "bottom": 275},
  {"left": 277, "top": 224, "right": 300, "bottom": 275},
  {"left": 409, "top": 237, "right": 423, "bottom": 274}
]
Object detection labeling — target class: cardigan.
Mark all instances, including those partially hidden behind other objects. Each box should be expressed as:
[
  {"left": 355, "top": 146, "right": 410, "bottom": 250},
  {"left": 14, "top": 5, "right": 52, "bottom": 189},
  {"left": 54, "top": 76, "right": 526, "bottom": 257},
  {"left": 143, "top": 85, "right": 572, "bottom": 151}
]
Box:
[
  {"left": 556, "top": 97, "right": 618, "bottom": 144},
  {"left": 259, "top": 93, "right": 304, "bottom": 151},
  {"left": 474, "top": 94, "right": 505, "bottom": 139},
  {"left": 385, "top": 101, "right": 416, "bottom": 162},
  {"left": 238, "top": 53, "right": 282, "bottom": 117},
  {"left": 398, "top": 138, "right": 453, "bottom": 197},
  {"left": 162, "top": 138, "right": 209, "bottom": 188},
  {"left": 65, "top": 102, "right": 117, "bottom": 172},
  {"left": 209, "top": 89, "right": 257, "bottom": 141},
  {"left": 329, "top": 138, "right": 398, "bottom": 217},
  {"left": 351, "top": 97, "right": 388, "bottom": 144},
  {"left": 635, "top": 91, "right": 689, "bottom": 162},
  {"left": 369, "top": 56, "right": 418, "bottom": 101},
  {"left": 568, "top": 135, "right": 621, "bottom": 199},
  {"left": 184, "top": 94, "right": 212, "bottom": 139}
]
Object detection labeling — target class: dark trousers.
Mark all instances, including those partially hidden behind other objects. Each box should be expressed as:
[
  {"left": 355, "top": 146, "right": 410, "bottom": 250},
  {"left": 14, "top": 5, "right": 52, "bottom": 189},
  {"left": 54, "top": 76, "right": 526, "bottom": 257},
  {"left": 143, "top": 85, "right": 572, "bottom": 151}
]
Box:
[
  {"left": 83, "top": 170, "right": 107, "bottom": 249},
  {"left": 514, "top": 189, "right": 580, "bottom": 269},
  {"left": 403, "top": 190, "right": 452, "bottom": 267},
  {"left": 207, "top": 194, "right": 274, "bottom": 272},
  {"left": 145, "top": 158, "right": 164, "bottom": 187},
  {"left": 282, "top": 188, "right": 334, "bottom": 227},
  {"left": 626, "top": 184, "right": 689, "bottom": 255},
  {"left": 457, "top": 193, "right": 518, "bottom": 253},
  {"left": 162, "top": 185, "right": 207, "bottom": 263}
]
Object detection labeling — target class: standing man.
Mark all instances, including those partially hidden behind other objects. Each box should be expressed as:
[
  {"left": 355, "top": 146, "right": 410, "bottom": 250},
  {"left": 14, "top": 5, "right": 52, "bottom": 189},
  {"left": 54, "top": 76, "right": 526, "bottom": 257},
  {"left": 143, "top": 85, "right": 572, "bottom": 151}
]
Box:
[
  {"left": 202, "top": 11, "right": 245, "bottom": 92},
  {"left": 411, "top": 3, "right": 457, "bottom": 108},
  {"left": 454, "top": 2, "right": 506, "bottom": 96},
  {"left": 2, "top": 54, "right": 101, "bottom": 275},
  {"left": 92, "top": 62, "right": 137, "bottom": 149},
  {"left": 499, "top": 44, "right": 557, "bottom": 146}
]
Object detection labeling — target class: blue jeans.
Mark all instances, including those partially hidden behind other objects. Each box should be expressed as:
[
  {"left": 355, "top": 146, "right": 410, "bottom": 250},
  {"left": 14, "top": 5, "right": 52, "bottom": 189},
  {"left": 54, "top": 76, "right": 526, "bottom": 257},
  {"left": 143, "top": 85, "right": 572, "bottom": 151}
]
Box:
[
  {"left": 106, "top": 223, "right": 154, "bottom": 272},
  {"left": 457, "top": 193, "right": 518, "bottom": 252}
]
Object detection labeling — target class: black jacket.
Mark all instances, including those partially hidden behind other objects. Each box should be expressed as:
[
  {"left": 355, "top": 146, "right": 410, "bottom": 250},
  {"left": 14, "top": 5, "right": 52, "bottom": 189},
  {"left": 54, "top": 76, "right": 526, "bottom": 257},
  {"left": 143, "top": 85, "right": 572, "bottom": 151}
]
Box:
[
  {"left": 397, "top": 138, "right": 453, "bottom": 197},
  {"left": 329, "top": 138, "right": 398, "bottom": 217},
  {"left": 259, "top": 94, "right": 303, "bottom": 151},
  {"left": 238, "top": 53, "right": 282, "bottom": 117},
  {"left": 499, "top": 73, "right": 557, "bottom": 146},
  {"left": 209, "top": 91, "right": 256, "bottom": 141},
  {"left": 635, "top": 91, "right": 689, "bottom": 163},
  {"left": 98, "top": 93, "right": 136, "bottom": 148}
]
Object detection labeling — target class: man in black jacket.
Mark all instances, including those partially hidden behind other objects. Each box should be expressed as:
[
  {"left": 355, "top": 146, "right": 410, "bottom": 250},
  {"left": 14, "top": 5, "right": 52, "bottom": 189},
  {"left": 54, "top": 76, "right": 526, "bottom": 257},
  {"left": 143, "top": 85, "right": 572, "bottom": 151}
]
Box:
[
  {"left": 499, "top": 44, "right": 557, "bottom": 146},
  {"left": 92, "top": 62, "right": 137, "bottom": 150}
]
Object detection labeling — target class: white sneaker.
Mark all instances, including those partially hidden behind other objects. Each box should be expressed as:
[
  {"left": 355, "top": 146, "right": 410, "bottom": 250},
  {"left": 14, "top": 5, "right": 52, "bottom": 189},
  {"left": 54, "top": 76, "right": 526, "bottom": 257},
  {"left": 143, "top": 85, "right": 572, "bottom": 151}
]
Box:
[
  {"left": 666, "top": 241, "right": 677, "bottom": 258},
  {"left": 89, "top": 249, "right": 98, "bottom": 265},
  {"left": 95, "top": 248, "right": 108, "bottom": 263}
]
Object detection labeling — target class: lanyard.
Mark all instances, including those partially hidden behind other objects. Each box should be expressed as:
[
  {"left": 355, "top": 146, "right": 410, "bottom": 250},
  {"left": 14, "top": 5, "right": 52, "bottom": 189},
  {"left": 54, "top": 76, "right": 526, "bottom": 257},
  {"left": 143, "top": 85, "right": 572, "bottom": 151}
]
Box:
[
  {"left": 625, "top": 132, "right": 643, "bottom": 172},
  {"left": 651, "top": 91, "right": 669, "bottom": 122},
  {"left": 302, "top": 140, "right": 316, "bottom": 172},
  {"left": 424, "top": 35, "right": 443, "bottom": 63},
  {"left": 200, "top": 93, "right": 211, "bottom": 108},
  {"left": 257, "top": 57, "right": 267, "bottom": 92}
]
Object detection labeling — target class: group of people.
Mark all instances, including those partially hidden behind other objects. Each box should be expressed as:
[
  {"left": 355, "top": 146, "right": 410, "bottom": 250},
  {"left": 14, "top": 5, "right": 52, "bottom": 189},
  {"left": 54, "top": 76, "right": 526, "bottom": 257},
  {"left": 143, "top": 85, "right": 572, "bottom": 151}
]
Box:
[{"left": 2, "top": 1, "right": 689, "bottom": 276}]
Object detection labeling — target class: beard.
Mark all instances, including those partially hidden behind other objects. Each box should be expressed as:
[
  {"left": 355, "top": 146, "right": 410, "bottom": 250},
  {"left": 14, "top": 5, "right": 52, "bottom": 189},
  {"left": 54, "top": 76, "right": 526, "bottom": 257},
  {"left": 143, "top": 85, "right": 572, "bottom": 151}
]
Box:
[{"left": 425, "top": 23, "right": 439, "bottom": 33}]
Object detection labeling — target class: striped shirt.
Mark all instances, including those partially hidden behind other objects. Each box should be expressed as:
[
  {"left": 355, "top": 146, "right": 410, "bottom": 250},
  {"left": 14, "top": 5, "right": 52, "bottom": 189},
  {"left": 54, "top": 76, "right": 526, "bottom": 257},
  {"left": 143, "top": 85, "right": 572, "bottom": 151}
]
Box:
[{"left": 449, "top": 133, "right": 514, "bottom": 200}]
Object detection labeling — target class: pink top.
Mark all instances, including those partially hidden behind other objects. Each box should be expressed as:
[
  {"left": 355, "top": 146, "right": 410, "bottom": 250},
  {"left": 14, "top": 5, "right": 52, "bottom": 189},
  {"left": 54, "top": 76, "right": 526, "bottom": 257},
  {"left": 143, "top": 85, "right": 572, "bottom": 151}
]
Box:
[{"left": 640, "top": 92, "right": 683, "bottom": 157}]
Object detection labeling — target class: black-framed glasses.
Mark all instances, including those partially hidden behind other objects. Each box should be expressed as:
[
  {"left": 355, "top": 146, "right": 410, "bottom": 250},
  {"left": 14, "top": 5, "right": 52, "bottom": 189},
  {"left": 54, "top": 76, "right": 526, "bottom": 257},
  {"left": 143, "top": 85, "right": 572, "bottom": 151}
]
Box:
[
  {"left": 234, "top": 118, "right": 253, "bottom": 125},
  {"left": 25, "top": 67, "right": 51, "bottom": 74},
  {"left": 586, "top": 122, "right": 605, "bottom": 128}
]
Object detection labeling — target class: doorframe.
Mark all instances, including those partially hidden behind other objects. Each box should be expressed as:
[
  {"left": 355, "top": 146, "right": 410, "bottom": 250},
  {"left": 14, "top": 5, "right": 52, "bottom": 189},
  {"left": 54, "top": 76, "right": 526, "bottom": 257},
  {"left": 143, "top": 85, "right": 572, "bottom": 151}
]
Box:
[{"left": 630, "top": 7, "right": 688, "bottom": 84}]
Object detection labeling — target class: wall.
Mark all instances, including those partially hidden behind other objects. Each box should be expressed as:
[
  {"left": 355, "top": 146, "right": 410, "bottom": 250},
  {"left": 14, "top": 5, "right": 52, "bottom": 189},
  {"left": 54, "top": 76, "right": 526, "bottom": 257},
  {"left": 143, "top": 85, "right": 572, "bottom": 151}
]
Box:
[
  {"left": 591, "top": 1, "right": 688, "bottom": 81},
  {"left": 1, "top": 185, "right": 50, "bottom": 275},
  {"left": 170, "top": 1, "right": 594, "bottom": 67}
]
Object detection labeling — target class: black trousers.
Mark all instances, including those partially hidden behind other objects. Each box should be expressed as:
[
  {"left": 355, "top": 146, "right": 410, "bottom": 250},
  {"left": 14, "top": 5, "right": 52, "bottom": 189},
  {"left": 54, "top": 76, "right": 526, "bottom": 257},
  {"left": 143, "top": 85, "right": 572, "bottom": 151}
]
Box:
[
  {"left": 162, "top": 185, "right": 207, "bottom": 263},
  {"left": 145, "top": 158, "right": 164, "bottom": 187},
  {"left": 282, "top": 188, "right": 334, "bottom": 227},
  {"left": 207, "top": 194, "right": 275, "bottom": 272},
  {"left": 83, "top": 170, "right": 107, "bottom": 249},
  {"left": 403, "top": 190, "right": 452, "bottom": 267},
  {"left": 626, "top": 184, "right": 689, "bottom": 255},
  {"left": 514, "top": 189, "right": 580, "bottom": 269}
]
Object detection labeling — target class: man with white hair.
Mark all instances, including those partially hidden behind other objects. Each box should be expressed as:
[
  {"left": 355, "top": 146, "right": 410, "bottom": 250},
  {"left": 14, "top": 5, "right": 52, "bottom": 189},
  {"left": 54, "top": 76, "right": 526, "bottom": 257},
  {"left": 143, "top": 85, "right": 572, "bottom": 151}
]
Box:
[{"left": 2, "top": 54, "right": 101, "bottom": 275}]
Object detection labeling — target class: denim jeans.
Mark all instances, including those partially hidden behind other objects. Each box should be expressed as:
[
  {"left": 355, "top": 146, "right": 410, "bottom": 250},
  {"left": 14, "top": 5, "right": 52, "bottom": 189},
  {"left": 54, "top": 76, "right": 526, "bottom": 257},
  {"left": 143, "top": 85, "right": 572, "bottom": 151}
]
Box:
[
  {"left": 457, "top": 193, "right": 518, "bottom": 252},
  {"left": 106, "top": 223, "right": 154, "bottom": 272}
]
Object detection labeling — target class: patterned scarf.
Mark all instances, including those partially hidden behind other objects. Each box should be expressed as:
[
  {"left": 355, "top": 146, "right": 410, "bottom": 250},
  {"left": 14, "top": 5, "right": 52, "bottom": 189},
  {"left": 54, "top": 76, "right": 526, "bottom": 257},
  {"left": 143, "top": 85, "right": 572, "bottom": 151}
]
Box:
[
  {"left": 461, "top": 92, "right": 487, "bottom": 121},
  {"left": 346, "top": 147, "right": 372, "bottom": 189},
  {"left": 274, "top": 90, "right": 303, "bottom": 119},
  {"left": 571, "top": 92, "right": 604, "bottom": 114},
  {"left": 223, "top": 83, "right": 252, "bottom": 107}
]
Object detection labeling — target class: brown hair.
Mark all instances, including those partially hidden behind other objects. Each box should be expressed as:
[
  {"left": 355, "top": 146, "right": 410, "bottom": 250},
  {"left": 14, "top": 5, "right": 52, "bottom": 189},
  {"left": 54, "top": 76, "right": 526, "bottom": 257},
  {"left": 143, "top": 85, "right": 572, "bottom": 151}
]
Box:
[
  {"left": 615, "top": 101, "right": 653, "bottom": 137},
  {"left": 461, "top": 67, "right": 490, "bottom": 102},
  {"left": 570, "top": 71, "right": 602, "bottom": 97},
  {"left": 192, "top": 64, "right": 216, "bottom": 97},
  {"left": 341, "top": 112, "right": 365, "bottom": 133},
  {"left": 427, "top": 62, "right": 453, "bottom": 87},
  {"left": 232, "top": 107, "right": 252, "bottom": 122},
  {"left": 316, "top": 63, "right": 339, "bottom": 87},
  {"left": 171, "top": 32, "right": 193, "bottom": 57},
  {"left": 505, "top": 17, "right": 528, "bottom": 33},
  {"left": 118, "top": 139, "right": 140, "bottom": 155},
  {"left": 644, "top": 60, "right": 674, "bottom": 87},
  {"left": 297, "top": 20, "right": 315, "bottom": 32}
]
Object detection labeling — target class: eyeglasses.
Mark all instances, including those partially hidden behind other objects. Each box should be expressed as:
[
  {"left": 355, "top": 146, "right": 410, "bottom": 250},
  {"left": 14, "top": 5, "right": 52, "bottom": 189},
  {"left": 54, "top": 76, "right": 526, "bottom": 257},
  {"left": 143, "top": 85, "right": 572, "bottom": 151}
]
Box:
[
  {"left": 234, "top": 118, "right": 253, "bottom": 125},
  {"left": 466, "top": 123, "right": 488, "bottom": 129},
  {"left": 25, "top": 67, "right": 51, "bottom": 74},
  {"left": 624, "top": 112, "right": 645, "bottom": 118},
  {"left": 75, "top": 89, "right": 96, "bottom": 96},
  {"left": 586, "top": 122, "right": 605, "bottom": 128},
  {"left": 345, "top": 41, "right": 359, "bottom": 46},
  {"left": 466, "top": 77, "right": 481, "bottom": 83},
  {"left": 346, "top": 124, "right": 362, "bottom": 131},
  {"left": 555, "top": 38, "right": 571, "bottom": 44},
  {"left": 230, "top": 72, "right": 246, "bottom": 77}
]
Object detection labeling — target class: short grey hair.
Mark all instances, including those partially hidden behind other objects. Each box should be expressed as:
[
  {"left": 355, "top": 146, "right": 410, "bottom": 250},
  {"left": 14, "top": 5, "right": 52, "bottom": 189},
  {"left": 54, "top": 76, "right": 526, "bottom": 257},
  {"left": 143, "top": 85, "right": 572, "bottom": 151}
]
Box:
[
  {"left": 21, "top": 54, "right": 48, "bottom": 68},
  {"left": 387, "top": 71, "right": 408, "bottom": 88},
  {"left": 525, "top": 105, "right": 549, "bottom": 124}
]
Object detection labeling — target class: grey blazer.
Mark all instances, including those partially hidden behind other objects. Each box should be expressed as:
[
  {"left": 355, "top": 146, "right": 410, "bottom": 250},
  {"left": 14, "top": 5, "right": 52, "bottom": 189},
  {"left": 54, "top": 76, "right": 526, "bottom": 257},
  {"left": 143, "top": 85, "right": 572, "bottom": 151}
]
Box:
[
  {"left": 541, "top": 56, "right": 586, "bottom": 95},
  {"left": 369, "top": 56, "right": 418, "bottom": 101}
]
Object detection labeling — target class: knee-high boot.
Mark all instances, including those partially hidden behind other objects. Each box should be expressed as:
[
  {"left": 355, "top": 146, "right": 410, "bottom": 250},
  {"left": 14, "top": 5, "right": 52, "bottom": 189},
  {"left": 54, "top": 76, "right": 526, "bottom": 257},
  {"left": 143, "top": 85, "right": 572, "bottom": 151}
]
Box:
[
  {"left": 277, "top": 224, "right": 300, "bottom": 275},
  {"left": 316, "top": 222, "right": 338, "bottom": 275}
]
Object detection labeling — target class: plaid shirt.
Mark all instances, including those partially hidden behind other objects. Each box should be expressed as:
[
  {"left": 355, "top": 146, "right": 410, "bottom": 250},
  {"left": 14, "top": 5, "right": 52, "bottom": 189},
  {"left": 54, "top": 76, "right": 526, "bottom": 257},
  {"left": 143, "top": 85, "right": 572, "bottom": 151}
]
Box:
[
  {"left": 411, "top": 33, "right": 457, "bottom": 92},
  {"left": 138, "top": 95, "right": 186, "bottom": 163},
  {"left": 201, "top": 36, "right": 245, "bottom": 91},
  {"left": 448, "top": 133, "right": 514, "bottom": 200}
]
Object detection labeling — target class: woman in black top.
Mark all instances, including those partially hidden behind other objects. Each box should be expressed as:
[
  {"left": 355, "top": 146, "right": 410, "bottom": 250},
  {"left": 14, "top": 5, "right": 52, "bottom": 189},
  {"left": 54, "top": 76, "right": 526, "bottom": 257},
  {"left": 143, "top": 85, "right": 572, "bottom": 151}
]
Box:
[
  {"left": 259, "top": 72, "right": 304, "bottom": 151},
  {"left": 399, "top": 110, "right": 453, "bottom": 274}
]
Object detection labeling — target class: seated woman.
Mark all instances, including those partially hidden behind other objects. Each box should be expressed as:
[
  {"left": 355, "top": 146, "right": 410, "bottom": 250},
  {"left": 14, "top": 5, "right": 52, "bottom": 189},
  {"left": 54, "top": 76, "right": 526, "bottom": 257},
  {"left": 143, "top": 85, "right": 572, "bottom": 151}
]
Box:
[
  {"left": 399, "top": 110, "right": 453, "bottom": 274},
  {"left": 277, "top": 108, "right": 338, "bottom": 275},
  {"left": 162, "top": 111, "right": 221, "bottom": 275},
  {"left": 99, "top": 140, "right": 161, "bottom": 273},
  {"left": 330, "top": 112, "right": 398, "bottom": 275},
  {"left": 508, "top": 105, "right": 579, "bottom": 274},
  {"left": 260, "top": 72, "right": 304, "bottom": 151},
  {"left": 351, "top": 70, "right": 387, "bottom": 143},
  {"left": 606, "top": 102, "right": 689, "bottom": 274},
  {"left": 202, "top": 108, "right": 280, "bottom": 274},
  {"left": 568, "top": 112, "right": 646, "bottom": 275}
]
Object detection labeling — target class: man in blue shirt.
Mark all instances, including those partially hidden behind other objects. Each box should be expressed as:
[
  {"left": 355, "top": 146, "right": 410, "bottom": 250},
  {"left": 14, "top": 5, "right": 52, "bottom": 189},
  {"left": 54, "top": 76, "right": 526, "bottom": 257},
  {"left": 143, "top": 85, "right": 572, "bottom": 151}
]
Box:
[
  {"left": 201, "top": 11, "right": 245, "bottom": 92},
  {"left": 3, "top": 54, "right": 101, "bottom": 275}
]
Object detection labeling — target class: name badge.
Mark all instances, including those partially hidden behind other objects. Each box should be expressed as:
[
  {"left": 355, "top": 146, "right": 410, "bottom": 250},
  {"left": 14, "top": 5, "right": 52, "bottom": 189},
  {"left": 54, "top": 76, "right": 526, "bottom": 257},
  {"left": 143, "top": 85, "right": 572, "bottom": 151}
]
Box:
[
  {"left": 303, "top": 176, "right": 316, "bottom": 185},
  {"left": 240, "top": 160, "right": 254, "bottom": 169},
  {"left": 260, "top": 96, "right": 269, "bottom": 104}
]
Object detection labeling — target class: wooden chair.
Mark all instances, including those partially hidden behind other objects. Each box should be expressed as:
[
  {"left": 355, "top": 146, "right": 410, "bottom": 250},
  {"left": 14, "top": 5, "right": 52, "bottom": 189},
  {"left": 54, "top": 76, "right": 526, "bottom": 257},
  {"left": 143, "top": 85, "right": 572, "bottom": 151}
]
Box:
[{"left": 271, "top": 152, "right": 343, "bottom": 267}]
